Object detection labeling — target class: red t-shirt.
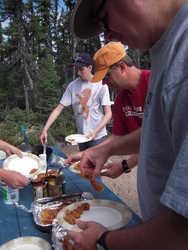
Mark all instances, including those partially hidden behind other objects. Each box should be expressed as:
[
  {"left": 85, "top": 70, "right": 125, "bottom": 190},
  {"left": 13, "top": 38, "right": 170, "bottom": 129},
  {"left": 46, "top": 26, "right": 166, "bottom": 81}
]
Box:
[{"left": 112, "top": 70, "right": 150, "bottom": 135}]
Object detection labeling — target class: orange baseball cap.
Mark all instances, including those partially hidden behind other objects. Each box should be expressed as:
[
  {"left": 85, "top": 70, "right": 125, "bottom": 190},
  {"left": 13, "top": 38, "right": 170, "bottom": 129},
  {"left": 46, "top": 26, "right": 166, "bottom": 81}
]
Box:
[{"left": 92, "top": 42, "right": 126, "bottom": 83}]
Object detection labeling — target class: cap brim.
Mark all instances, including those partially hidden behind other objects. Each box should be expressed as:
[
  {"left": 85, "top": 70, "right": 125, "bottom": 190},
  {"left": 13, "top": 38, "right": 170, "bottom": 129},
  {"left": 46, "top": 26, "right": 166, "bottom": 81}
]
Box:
[
  {"left": 91, "top": 68, "right": 108, "bottom": 83},
  {"left": 71, "top": 0, "right": 104, "bottom": 39}
]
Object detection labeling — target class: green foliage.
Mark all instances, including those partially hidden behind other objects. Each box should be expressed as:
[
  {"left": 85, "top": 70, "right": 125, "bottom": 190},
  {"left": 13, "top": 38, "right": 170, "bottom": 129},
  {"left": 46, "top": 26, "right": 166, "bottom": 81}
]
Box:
[
  {"left": 128, "top": 48, "right": 151, "bottom": 69},
  {"left": 49, "top": 106, "right": 76, "bottom": 140},
  {"left": 0, "top": 0, "right": 151, "bottom": 148},
  {"left": 0, "top": 106, "right": 76, "bottom": 146},
  {"left": 37, "top": 53, "right": 60, "bottom": 116},
  {"left": 0, "top": 107, "right": 41, "bottom": 145}
]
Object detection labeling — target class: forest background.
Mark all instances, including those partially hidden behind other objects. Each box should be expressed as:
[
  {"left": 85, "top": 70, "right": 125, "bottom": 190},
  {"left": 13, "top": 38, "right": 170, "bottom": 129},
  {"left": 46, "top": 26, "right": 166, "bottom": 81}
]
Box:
[{"left": 0, "top": 0, "right": 151, "bottom": 148}]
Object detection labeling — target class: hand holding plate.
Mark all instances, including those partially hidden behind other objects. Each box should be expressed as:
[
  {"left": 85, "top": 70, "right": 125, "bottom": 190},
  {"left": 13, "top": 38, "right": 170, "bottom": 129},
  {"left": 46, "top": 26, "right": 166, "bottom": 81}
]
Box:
[{"left": 67, "top": 220, "right": 106, "bottom": 250}]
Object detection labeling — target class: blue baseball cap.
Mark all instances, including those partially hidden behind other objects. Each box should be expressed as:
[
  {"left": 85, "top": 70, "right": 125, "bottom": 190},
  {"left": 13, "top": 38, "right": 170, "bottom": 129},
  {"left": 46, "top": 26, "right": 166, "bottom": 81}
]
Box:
[{"left": 73, "top": 52, "right": 93, "bottom": 68}]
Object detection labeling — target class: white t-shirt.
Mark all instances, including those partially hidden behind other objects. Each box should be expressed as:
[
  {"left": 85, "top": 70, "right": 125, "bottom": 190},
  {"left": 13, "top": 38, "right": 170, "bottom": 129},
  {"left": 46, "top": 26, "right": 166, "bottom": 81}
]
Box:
[{"left": 60, "top": 77, "right": 111, "bottom": 139}]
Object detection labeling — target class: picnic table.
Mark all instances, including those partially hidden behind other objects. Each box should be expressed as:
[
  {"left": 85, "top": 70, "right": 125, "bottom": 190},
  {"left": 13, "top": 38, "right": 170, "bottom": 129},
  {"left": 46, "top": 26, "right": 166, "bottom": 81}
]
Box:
[{"left": 0, "top": 146, "right": 142, "bottom": 246}]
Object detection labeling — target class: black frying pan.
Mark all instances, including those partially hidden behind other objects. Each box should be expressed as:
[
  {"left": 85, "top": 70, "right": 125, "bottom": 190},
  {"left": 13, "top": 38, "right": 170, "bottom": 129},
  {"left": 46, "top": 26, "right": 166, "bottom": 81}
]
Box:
[
  {"left": 19, "top": 144, "right": 52, "bottom": 162},
  {"left": 31, "top": 145, "right": 52, "bottom": 162}
]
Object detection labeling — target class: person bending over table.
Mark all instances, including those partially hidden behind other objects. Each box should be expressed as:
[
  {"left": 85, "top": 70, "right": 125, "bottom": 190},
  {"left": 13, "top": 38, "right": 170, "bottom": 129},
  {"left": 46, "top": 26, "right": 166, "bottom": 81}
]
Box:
[
  {"left": 0, "top": 139, "right": 29, "bottom": 188},
  {"left": 65, "top": 41, "right": 150, "bottom": 178},
  {"left": 64, "top": 1, "right": 188, "bottom": 250},
  {"left": 40, "top": 52, "right": 112, "bottom": 151}
]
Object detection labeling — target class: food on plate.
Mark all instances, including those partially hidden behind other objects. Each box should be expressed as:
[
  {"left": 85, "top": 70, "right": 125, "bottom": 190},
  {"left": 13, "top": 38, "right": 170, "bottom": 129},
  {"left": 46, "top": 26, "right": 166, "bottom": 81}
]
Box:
[
  {"left": 40, "top": 202, "right": 68, "bottom": 225},
  {"left": 36, "top": 197, "right": 80, "bottom": 226},
  {"left": 63, "top": 202, "right": 90, "bottom": 225},
  {"left": 81, "top": 169, "right": 104, "bottom": 192},
  {"left": 40, "top": 206, "right": 63, "bottom": 225},
  {"left": 29, "top": 168, "right": 38, "bottom": 174}
]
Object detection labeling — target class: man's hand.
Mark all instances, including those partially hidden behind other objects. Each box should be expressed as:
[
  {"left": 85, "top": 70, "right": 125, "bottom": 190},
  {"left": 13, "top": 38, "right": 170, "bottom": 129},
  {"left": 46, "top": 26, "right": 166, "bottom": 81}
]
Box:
[
  {"left": 80, "top": 145, "right": 110, "bottom": 178},
  {"left": 64, "top": 152, "right": 83, "bottom": 165},
  {"left": 101, "top": 160, "right": 124, "bottom": 178},
  {"left": 67, "top": 220, "right": 107, "bottom": 250},
  {"left": 40, "top": 130, "right": 47, "bottom": 145},
  {"left": 2, "top": 142, "right": 22, "bottom": 158},
  {"left": 86, "top": 130, "right": 97, "bottom": 140},
  {"left": 0, "top": 169, "right": 30, "bottom": 188}
]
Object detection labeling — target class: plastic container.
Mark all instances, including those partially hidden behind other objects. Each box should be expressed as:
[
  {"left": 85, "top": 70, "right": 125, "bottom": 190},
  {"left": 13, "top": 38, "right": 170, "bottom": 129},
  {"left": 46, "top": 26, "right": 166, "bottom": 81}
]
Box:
[
  {"left": 39, "top": 154, "right": 47, "bottom": 167},
  {"left": 1, "top": 184, "right": 19, "bottom": 205}
]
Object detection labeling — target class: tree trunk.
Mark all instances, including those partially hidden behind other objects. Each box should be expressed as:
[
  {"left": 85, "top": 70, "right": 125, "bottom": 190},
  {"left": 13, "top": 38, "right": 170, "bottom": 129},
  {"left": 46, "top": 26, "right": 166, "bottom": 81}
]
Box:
[
  {"left": 23, "top": 79, "right": 30, "bottom": 113},
  {"left": 72, "top": 38, "right": 77, "bottom": 80}
]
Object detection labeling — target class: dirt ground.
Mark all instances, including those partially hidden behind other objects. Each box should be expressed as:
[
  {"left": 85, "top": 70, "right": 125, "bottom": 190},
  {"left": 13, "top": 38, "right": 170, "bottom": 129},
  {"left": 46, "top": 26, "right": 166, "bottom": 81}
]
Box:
[{"left": 61, "top": 144, "right": 141, "bottom": 217}]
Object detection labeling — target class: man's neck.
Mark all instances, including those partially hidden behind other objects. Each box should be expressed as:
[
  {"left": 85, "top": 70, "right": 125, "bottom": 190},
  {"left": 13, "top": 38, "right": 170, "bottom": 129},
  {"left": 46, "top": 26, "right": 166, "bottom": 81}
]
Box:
[
  {"left": 128, "top": 68, "right": 142, "bottom": 92},
  {"left": 149, "top": 0, "right": 186, "bottom": 46},
  {"left": 82, "top": 73, "right": 93, "bottom": 82}
]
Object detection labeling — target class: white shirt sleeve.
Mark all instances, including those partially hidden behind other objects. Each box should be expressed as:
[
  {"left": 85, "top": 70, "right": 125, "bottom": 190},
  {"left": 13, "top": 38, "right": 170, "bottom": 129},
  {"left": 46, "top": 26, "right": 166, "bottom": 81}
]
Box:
[
  {"left": 100, "top": 84, "right": 111, "bottom": 106},
  {"left": 60, "top": 83, "right": 72, "bottom": 107}
]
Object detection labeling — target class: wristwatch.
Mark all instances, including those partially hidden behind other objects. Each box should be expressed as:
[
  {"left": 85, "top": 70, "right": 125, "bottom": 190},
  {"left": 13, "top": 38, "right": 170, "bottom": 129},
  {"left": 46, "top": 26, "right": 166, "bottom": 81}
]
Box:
[
  {"left": 121, "top": 159, "right": 131, "bottom": 174},
  {"left": 97, "top": 230, "right": 109, "bottom": 250}
]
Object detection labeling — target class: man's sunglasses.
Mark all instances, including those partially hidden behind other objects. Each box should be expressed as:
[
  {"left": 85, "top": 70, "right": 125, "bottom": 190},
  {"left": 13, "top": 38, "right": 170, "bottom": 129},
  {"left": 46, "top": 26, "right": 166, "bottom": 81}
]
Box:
[{"left": 102, "top": 63, "right": 120, "bottom": 86}]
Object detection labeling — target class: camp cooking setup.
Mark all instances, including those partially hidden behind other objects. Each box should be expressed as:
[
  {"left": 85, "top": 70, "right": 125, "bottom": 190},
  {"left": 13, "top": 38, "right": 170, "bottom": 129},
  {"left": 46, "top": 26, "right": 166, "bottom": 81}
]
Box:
[{"left": 0, "top": 142, "right": 141, "bottom": 250}]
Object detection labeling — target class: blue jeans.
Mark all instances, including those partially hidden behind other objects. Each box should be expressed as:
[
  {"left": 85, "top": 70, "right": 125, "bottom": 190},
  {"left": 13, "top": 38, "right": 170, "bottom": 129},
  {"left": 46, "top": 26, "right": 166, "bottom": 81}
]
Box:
[{"left": 78, "top": 136, "right": 107, "bottom": 151}]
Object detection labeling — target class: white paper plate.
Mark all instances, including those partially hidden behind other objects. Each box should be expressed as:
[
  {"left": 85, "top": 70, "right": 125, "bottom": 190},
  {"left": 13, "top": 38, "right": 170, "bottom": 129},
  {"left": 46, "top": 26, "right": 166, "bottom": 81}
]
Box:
[
  {"left": 0, "top": 150, "right": 6, "bottom": 160},
  {"left": 0, "top": 236, "right": 51, "bottom": 250},
  {"left": 56, "top": 199, "right": 132, "bottom": 232},
  {"left": 65, "top": 134, "right": 91, "bottom": 145},
  {"left": 2, "top": 152, "right": 45, "bottom": 178},
  {"left": 69, "top": 162, "right": 107, "bottom": 175},
  {"left": 69, "top": 161, "right": 81, "bottom": 174}
]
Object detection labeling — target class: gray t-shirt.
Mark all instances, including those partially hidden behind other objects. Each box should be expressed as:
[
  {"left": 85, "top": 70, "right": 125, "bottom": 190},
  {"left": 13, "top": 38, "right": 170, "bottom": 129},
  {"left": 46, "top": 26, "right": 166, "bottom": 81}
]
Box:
[
  {"left": 138, "top": 1, "right": 188, "bottom": 221},
  {"left": 60, "top": 77, "right": 111, "bottom": 139}
]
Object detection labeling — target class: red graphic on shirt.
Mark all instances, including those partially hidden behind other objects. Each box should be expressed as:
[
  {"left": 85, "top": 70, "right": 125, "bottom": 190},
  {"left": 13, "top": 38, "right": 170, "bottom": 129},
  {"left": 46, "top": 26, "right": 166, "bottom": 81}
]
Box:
[{"left": 76, "top": 88, "right": 91, "bottom": 120}]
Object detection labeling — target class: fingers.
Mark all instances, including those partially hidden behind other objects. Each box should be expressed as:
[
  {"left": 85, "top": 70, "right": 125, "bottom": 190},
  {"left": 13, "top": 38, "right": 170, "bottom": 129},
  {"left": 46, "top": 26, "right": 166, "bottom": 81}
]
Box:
[
  {"left": 15, "top": 149, "right": 23, "bottom": 158},
  {"left": 67, "top": 230, "right": 81, "bottom": 243},
  {"left": 100, "top": 169, "right": 110, "bottom": 177},
  {"left": 40, "top": 133, "right": 47, "bottom": 145},
  {"left": 76, "top": 220, "right": 89, "bottom": 230},
  {"left": 93, "top": 165, "right": 102, "bottom": 178}
]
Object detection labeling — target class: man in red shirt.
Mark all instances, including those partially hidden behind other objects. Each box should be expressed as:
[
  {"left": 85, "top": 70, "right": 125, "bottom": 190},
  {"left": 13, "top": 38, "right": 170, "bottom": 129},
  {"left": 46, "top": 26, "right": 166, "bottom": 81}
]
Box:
[
  {"left": 65, "top": 41, "right": 150, "bottom": 178},
  {"left": 91, "top": 41, "right": 150, "bottom": 177}
]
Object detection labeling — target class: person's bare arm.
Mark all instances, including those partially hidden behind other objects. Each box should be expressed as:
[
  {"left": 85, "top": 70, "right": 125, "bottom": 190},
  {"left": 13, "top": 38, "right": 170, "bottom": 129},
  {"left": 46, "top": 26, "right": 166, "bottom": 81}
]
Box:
[
  {"left": 40, "top": 104, "right": 64, "bottom": 144},
  {"left": 86, "top": 105, "right": 112, "bottom": 140},
  {"left": 0, "top": 169, "right": 29, "bottom": 188},
  {"left": 0, "top": 139, "right": 22, "bottom": 157},
  {"left": 64, "top": 151, "right": 83, "bottom": 165},
  {"left": 68, "top": 209, "right": 188, "bottom": 250},
  {"left": 101, "top": 129, "right": 141, "bottom": 156},
  {"left": 80, "top": 129, "right": 141, "bottom": 176},
  {"left": 105, "top": 210, "right": 188, "bottom": 250},
  {"left": 127, "top": 153, "right": 139, "bottom": 168},
  {"left": 101, "top": 154, "right": 138, "bottom": 178}
]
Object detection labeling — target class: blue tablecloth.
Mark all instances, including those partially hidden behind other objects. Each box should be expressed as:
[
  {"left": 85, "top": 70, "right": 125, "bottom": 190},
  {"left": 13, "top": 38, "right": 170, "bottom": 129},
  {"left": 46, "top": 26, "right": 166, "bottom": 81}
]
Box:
[{"left": 0, "top": 146, "right": 142, "bottom": 246}]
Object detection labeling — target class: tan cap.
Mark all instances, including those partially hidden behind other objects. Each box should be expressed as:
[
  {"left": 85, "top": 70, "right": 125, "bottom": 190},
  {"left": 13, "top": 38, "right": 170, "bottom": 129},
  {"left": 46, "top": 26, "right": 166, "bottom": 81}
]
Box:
[{"left": 92, "top": 42, "right": 126, "bottom": 83}]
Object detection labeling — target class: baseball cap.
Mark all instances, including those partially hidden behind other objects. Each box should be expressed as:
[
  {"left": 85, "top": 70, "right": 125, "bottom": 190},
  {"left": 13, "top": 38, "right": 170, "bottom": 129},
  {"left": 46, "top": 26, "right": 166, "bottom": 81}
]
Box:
[
  {"left": 92, "top": 42, "right": 126, "bottom": 83},
  {"left": 71, "top": 0, "right": 103, "bottom": 39},
  {"left": 73, "top": 52, "right": 93, "bottom": 68}
]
